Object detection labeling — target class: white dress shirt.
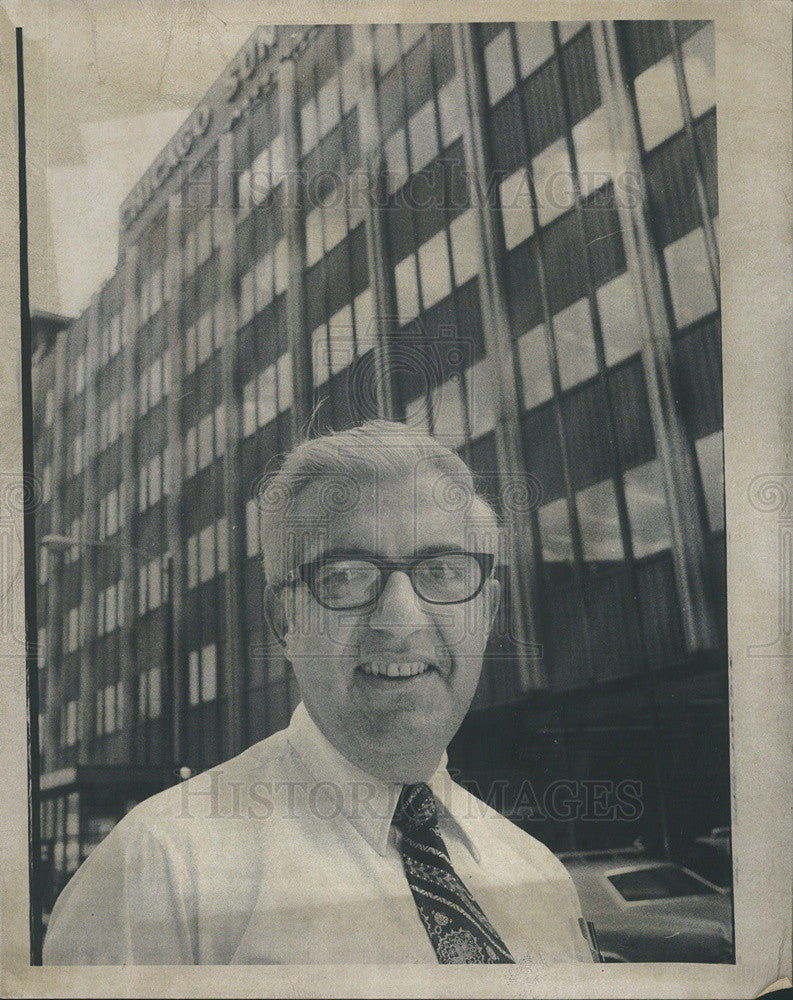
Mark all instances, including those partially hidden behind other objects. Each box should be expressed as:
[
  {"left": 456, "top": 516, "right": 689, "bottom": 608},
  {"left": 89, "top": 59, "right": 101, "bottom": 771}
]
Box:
[{"left": 43, "top": 703, "right": 594, "bottom": 965}]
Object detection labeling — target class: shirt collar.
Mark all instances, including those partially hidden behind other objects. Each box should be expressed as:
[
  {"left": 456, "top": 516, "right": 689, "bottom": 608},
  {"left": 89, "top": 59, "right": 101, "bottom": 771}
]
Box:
[{"left": 285, "top": 702, "right": 477, "bottom": 860}]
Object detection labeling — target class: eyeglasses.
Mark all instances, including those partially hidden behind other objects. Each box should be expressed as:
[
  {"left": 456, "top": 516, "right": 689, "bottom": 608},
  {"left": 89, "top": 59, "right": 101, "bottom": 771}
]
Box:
[{"left": 283, "top": 551, "right": 495, "bottom": 611}]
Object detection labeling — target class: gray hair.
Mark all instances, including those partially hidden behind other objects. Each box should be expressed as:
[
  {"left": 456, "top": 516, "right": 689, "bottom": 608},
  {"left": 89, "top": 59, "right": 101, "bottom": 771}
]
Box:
[{"left": 256, "top": 419, "right": 499, "bottom": 587}]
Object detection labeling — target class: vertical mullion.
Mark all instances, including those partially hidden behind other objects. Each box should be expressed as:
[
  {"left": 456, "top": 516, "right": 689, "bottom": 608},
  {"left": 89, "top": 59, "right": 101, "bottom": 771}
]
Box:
[{"left": 668, "top": 21, "right": 720, "bottom": 294}]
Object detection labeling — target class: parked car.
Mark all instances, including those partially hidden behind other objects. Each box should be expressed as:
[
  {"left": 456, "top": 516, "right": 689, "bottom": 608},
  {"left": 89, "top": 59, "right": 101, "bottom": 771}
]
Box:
[{"left": 559, "top": 848, "right": 734, "bottom": 963}]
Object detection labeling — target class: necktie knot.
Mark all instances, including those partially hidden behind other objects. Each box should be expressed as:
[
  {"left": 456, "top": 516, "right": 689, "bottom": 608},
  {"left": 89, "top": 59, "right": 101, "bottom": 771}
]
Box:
[{"left": 394, "top": 783, "right": 438, "bottom": 834}]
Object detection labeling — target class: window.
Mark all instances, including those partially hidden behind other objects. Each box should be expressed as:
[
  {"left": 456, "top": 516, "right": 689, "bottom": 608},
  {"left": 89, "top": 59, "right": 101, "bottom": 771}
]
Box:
[
  {"left": 69, "top": 432, "right": 84, "bottom": 476},
  {"left": 448, "top": 209, "right": 480, "bottom": 286},
  {"left": 623, "top": 460, "right": 672, "bottom": 558},
  {"left": 695, "top": 430, "right": 724, "bottom": 532},
  {"left": 65, "top": 699, "right": 78, "bottom": 746},
  {"left": 437, "top": 74, "right": 464, "bottom": 147},
  {"left": 517, "top": 324, "right": 554, "bottom": 409},
  {"left": 188, "top": 644, "right": 218, "bottom": 706},
  {"left": 465, "top": 359, "right": 496, "bottom": 439},
  {"left": 538, "top": 497, "right": 575, "bottom": 565},
  {"left": 241, "top": 353, "right": 292, "bottom": 433},
  {"left": 557, "top": 21, "right": 588, "bottom": 44},
  {"left": 196, "top": 214, "right": 213, "bottom": 267},
  {"left": 431, "top": 376, "right": 466, "bottom": 448},
  {"left": 484, "top": 29, "right": 516, "bottom": 106},
  {"left": 98, "top": 398, "right": 122, "bottom": 451},
  {"left": 532, "top": 138, "right": 574, "bottom": 226},
  {"left": 97, "top": 579, "right": 125, "bottom": 636},
  {"left": 596, "top": 271, "right": 644, "bottom": 366},
  {"left": 44, "top": 388, "right": 54, "bottom": 426},
  {"left": 328, "top": 304, "right": 355, "bottom": 376},
  {"left": 183, "top": 225, "right": 197, "bottom": 278},
  {"left": 576, "top": 479, "right": 624, "bottom": 564},
  {"left": 385, "top": 129, "right": 409, "bottom": 195},
  {"left": 98, "top": 484, "right": 124, "bottom": 540},
  {"left": 138, "top": 555, "right": 168, "bottom": 615},
  {"left": 682, "top": 23, "right": 715, "bottom": 119},
  {"left": 42, "top": 464, "right": 52, "bottom": 503},
  {"left": 65, "top": 606, "right": 80, "bottom": 653},
  {"left": 96, "top": 681, "right": 125, "bottom": 735},
  {"left": 139, "top": 351, "right": 170, "bottom": 415},
  {"left": 186, "top": 518, "right": 228, "bottom": 590},
  {"left": 246, "top": 498, "right": 261, "bottom": 558},
  {"left": 515, "top": 22, "right": 555, "bottom": 78},
  {"left": 663, "top": 227, "right": 717, "bottom": 329},
  {"left": 417, "top": 232, "right": 452, "bottom": 309},
  {"left": 572, "top": 107, "right": 613, "bottom": 198},
  {"left": 184, "top": 404, "right": 226, "bottom": 478},
  {"left": 139, "top": 450, "right": 167, "bottom": 512},
  {"left": 552, "top": 297, "right": 598, "bottom": 390},
  {"left": 138, "top": 666, "right": 162, "bottom": 720},
  {"left": 394, "top": 254, "right": 420, "bottom": 325},
  {"left": 72, "top": 352, "right": 86, "bottom": 398},
  {"left": 500, "top": 168, "right": 534, "bottom": 250},
  {"left": 407, "top": 101, "right": 439, "bottom": 173},
  {"left": 634, "top": 55, "right": 683, "bottom": 151}
]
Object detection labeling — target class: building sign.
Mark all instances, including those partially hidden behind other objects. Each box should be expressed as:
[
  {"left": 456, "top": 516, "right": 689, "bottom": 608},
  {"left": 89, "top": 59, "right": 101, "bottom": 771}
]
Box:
[
  {"left": 120, "top": 25, "right": 279, "bottom": 232},
  {"left": 223, "top": 25, "right": 277, "bottom": 101}
]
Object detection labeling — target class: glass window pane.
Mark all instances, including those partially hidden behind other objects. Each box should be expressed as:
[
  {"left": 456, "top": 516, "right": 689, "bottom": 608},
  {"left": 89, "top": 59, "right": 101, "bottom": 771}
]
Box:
[
  {"left": 104, "top": 685, "right": 115, "bottom": 732},
  {"left": 431, "top": 376, "right": 466, "bottom": 448},
  {"left": 150, "top": 559, "right": 162, "bottom": 608},
  {"left": 184, "top": 426, "right": 197, "bottom": 479},
  {"left": 500, "top": 167, "right": 534, "bottom": 250},
  {"left": 417, "top": 231, "right": 452, "bottom": 308},
  {"left": 259, "top": 364, "right": 278, "bottom": 425},
  {"left": 596, "top": 271, "right": 643, "bottom": 366},
  {"left": 239, "top": 269, "right": 254, "bottom": 326},
  {"left": 274, "top": 240, "right": 289, "bottom": 295},
  {"left": 188, "top": 650, "right": 200, "bottom": 706},
  {"left": 270, "top": 133, "right": 285, "bottom": 187},
  {"left": 385, "top": 128, "right": 409, "bottom": 194},
  {"left": 323, "top": 205, "right": 348, "bottom": 255},
  {"left": 251, "top": 147, "right": 271, "bottom": 206},
  {"left": 305, "top": 208, "right": 324, "bottom": 268},
  {"left": 576, "top": 479, "right": 624, "bottom": 563},
  {"left": 246, "top": 498, "right": 260, "bottom": 558},
  {"left": 553, "top": 297, "right": 598, "bottom": 390},
  {"left": 557, "top": 21, "right": 588, "bottom": 44},
  {"left": 197, "top": 311, "right": 213, "bottom": 364},
  {"left": 329, "top": 304, "right": 355, "bottom": 374},
  {"left": 242, "top": 380, "right": 257, "bottom": 436},
  {"left": 214, "top": 403, "right": 226, "bottom": 457},
  {"left": 375, "top": 24, "right": 400, "bottom": 75},
  {"left": 683, "top": 23, "right": 715, "bottom": 119},
  {"left": 187, "top": 534, "right": 198, "bottom": 590},
  {"left": 353, "top": 288, "right": 376, "bottom": 352},
  {"left": 198, "top": 413, "right": 213, "bottom": 469},
  {"left": 449, "top": 209, "right": 480, "bottom": 286},
  {"left": 149, "top": 667, "right": 161, "bottom": 718},
  {"left": 438, "top": 75, "right": 464, "bottom": 147},
  {"left": 634, "top": 55, "right": 683, "bottom": 152},
  {"left": 318, "top": 80, "right": 340, "bottom": 136},
  {"left": 663, "top": 227, "right": 717, "bottom": 329},
  {"left": 532, "top": 138, "right": 574, "bottom": 226},
  {"left": 238, "top": 167, "right": 251, "bottom": 212},
  {"left": 300, "top": 99, "right": 319, "bottom": 154},
  {"left": 484, "top": 30, "right": 516, "bottom": 105},
  {"left": 277, "top": 352, "right": 293, "bottom": 412},
  {"left": 199, "top": 525, "right": 214, "bottom": 583},
  {"left": 695, "top": 430, "right": 724, "bottom": 532},
  {"left": 515, "top": 22, "right": 555, "bottom": 77},
  {"left": 538, "top": 497, "right": 575, "bottom": 564},
  {"left": 517, "top": 323, "right": 553, "bottom": 409},
  {"left": 138, "top": 670, "right": 148, "bottom": 716},
  {"left": 217, "top": 518, "right": 228, "bottom": 574},
  {"left": 184, "top": 325, "right": 196, "bottom": 373},
  {"left": 465, "top": 359, "right": 496, "bottom": 438},
  {"left": 408, "top": 101, "right": 439, "bottom": 173},
  {"left": 311, "top": 326, "right": 330, "bottom": 388},
  {"left": 394, "top": 254, "right": 420, "bottom": 325},
  {"left": 623, "top": 459, "right": 672, "bottom": 558},
  {"left": 201, "top": 644, "right": 217, "bottom": 702},
  {"left": 572, "top": 107, "right": 613, "bottom": 198},
  {"left": 255, "top": 252, "right": 273, "bottom": 312},
  {"left": 341, "top": 58, "right": 360, "bottom": 114}
]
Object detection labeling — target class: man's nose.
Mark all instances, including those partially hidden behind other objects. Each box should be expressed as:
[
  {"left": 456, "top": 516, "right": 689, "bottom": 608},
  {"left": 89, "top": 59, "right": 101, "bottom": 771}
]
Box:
[{"left": 367, "top": 570, "right": 429, "bottom": 633}]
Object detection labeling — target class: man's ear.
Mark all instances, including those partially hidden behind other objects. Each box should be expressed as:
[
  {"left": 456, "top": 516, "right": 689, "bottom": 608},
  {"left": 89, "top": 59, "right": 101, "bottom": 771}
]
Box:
[{"left": 483, "top": 576, "right": 501, "bottom": 637}]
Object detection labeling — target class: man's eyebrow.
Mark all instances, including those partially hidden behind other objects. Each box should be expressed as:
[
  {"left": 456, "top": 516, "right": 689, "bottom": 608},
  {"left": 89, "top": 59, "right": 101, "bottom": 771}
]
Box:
[{"left": 314, "top": 544, "right": 470, "bottom": 561}]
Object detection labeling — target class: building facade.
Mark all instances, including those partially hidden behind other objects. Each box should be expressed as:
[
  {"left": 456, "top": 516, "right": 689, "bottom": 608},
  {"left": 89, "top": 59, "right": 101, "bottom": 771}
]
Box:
[{"left": 33, "top": 21, "right": 725, "bottom": 906}]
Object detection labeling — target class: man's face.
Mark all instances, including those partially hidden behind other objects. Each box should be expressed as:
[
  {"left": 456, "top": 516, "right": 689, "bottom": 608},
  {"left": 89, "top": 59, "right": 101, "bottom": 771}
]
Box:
[{"left": 280, "top": 468, "right": 501, "bottom": 781}]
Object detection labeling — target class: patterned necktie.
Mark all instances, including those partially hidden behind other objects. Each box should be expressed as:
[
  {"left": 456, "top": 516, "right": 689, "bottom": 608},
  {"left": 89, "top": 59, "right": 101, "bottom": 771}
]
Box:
[{"left": 392, "top": 783, "right": 515, "bottom": 964}]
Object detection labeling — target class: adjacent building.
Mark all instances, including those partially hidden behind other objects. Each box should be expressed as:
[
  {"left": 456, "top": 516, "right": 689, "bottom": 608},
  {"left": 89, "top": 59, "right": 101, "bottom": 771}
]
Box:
[{"left": 33, "top": 20, "right": 725, "bottom": 910}]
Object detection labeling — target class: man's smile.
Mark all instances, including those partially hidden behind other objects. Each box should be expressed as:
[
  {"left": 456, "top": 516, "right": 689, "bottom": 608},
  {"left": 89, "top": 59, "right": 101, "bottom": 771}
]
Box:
[{"left": 357, "top": 660, "right": 437, "bottom": 679}]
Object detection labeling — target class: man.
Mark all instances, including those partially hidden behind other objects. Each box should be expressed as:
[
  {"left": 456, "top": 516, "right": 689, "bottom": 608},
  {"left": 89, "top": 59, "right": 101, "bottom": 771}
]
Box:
[{"left": 44, "top": 420, "right": 595, "bottom": 965}]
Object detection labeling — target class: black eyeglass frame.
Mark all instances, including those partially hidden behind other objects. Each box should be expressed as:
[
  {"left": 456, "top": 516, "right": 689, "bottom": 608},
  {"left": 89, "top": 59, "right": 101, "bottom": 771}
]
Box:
[{"left": 279, "top": 550, "right": 496, "bottom": 611}]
